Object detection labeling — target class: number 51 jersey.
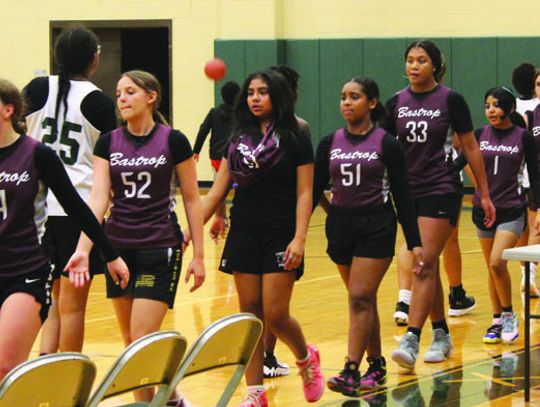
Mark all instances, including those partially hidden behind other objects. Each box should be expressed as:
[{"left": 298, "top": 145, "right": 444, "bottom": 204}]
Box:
[{"left": 25, "top": 76, "right": 101, "bottom": 216}]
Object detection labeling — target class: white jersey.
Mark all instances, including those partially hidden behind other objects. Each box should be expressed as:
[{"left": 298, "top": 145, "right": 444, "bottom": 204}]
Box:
[
  {"left": 516, "top": 98, "right": 540, "bottom": 116},
  {"left": 26, "top": 76, "right": 101, "bottom": 216}
]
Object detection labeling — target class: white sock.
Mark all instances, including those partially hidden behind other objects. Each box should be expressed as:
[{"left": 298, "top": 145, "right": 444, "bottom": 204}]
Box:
[
  {"left": 493, "top": 318, "right": 501, "bottom": 325},
  {"left": 297, "top": 350, "right": 311, "bottom": 363},
  {"left": 399, "top": 289, "right": 411, "bottom": 305}
]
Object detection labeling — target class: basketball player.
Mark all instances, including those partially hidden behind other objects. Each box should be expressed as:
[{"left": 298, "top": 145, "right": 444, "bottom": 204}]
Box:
[{"left": 23, "top": 25, "right": 117, "bottom": 353}]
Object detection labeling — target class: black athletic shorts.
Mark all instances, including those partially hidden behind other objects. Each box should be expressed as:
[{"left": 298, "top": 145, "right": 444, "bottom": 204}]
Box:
[
  {"left": 42, "top": 216, "right": 105, "bottom": 279},
  {"left": 105, "top": 246, "right": 182, "bottom": 309},
  {"left": 219, "top": 223, "right": 304, "bottom": 280},
  {"left": 326, "top": 208, "right": 397, "bottom": 264},
  {"left": 414, "top": 194, "right": 462, "bottom": 226},
  {"left": 0, "top": 266, "right": 52, "bottom": 323}
]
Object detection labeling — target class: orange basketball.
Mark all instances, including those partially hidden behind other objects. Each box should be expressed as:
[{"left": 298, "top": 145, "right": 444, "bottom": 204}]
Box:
[{"left": 204, "top": 58, "right": 227, "bottom": 81}]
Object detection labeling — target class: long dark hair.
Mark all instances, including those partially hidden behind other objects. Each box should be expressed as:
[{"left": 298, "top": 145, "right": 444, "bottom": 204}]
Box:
[
  {"left": 0, "top": 78, "right": 25, "bottom": 134},
  {"left": 346, "top": 76, "right": 387, "bottom": 125},
  {"left": 54, "top": 25, "right": 99, "bottom": 131},
  {"left": 405, "top": 40, "right": 445, "bottom": 83},
  {"left": 232, "top": 69, "right": 299, "bottom": 146}
]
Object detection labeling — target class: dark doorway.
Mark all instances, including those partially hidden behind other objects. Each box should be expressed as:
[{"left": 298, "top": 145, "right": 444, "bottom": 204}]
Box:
[{"left": 50, "top": 20, "right": 172, "bottom": 124}]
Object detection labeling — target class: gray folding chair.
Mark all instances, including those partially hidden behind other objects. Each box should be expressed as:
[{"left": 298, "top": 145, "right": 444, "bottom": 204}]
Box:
[
  {"left": 87, "top": 330, "right": 187, "bottom": 407},
  {"left": 157, "top": 313, "right": 263, "bottom": 407},
  {"left": 0, "top": 352, "right": 96, "bottom": 407}
]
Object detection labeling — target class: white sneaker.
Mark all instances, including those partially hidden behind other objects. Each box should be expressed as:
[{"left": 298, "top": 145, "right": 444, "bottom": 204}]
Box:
[
  {"left": 501, "top": 312, "right": 519, "bottom": 343},
  {"left": 424, "top": 329, "right": 453, "bottom": 363},
  {"left": 391, "top": 332, "right": 419, "bottom": 370},
  {"left": 263, "top": 352, "right": 290, "bottom": 377}
]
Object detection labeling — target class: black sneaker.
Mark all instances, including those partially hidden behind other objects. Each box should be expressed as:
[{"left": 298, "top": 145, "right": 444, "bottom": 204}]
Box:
[
  {"left": 393, "top": 301, "right": 409, "bottom": 326},
  {"left": 448, "top": 293, "right": 476, "bottom": 317},
  {"left": 263, "top": 352, "right": 290, "bottom": 378},
  {"left": 327, "top": 360, "right": 361, "bottom": 397},
  {"left": 360, "top": 357, "right": 387, "bottom": 390}
]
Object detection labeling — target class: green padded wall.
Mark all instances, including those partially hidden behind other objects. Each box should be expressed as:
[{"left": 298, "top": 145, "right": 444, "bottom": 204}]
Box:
[
  {"left": 319, "top": 39, "right": 363, "bottom": 139},
  {"left": 452, "top": 38, "right": 498, "bottom": 128},
  {"left": 214, "top": 36, "right": 540, "bottom": 164},
  {"left": 285, "top": 40, "right": 320, "bottom": 142}
]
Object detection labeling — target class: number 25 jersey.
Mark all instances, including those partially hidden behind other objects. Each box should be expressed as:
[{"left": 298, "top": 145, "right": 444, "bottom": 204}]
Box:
[{"left": 25, "top": 76, "right": 103, "bottom": 216}]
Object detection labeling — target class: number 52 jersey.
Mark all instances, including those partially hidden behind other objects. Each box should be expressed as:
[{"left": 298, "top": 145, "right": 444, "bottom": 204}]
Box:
[{"left": 25, "top": 76, "right": 114, "bottom": 216}]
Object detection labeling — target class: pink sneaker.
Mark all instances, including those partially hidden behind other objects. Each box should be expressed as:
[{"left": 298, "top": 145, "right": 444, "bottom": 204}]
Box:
[
  {"left": 296, "top": 344, "right": 324, "bottom": 403},
  {"left": 238, "top": 390, "right": 268, "bottom": 407}
]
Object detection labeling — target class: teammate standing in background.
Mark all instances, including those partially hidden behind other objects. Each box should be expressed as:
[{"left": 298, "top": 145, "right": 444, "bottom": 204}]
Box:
[
  {"left": 392, "top": 59, "right": 476, "bottom": 326},
  {"left": 193, "top": 81, "right": 240, "bottom": 238},
  {"left": 460, "top": 87, "right": 540, "bottom": 344},
  {"left": 183, "top": 69, "right": 323, "bottom": 407},
  {"left": 70, "top": 70, "right": 205, "bottom": 403},
  {"left": 0, "top": 78, "right": 128, "bottom": 381},
  {"left": 23, "top": 25, "right": 117, "bottom": 354},
  {"left": 385, "top": 40, "right": 495, "bottom": 371},
  {"left": 313, "top": 76, "right": 423, "bottom": 396}
]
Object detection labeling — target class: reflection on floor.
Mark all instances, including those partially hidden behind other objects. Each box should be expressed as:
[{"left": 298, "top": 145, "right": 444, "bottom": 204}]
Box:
[{"left": 321, "top": 345, "right": 540, "bottom": 406}]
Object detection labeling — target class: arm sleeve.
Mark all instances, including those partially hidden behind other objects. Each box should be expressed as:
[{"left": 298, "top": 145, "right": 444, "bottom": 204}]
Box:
[
  {"left": 380, "top": 95, "right": 398, "bottom": 135},
  {"left": 22, "top": 77, "right": 49, "bottom": 116},
  {"left": 93, "top": 132, "right": 112, "bottom": 160},
  {"left": 193, "top": 109, "right": 214, "bottom": 154},
  {"left": 293, "top": 130, "right": 314, "bottom": 166},
  {"left": 524, "top": 131, "right": 540, "bottom": 206},
  {"left": 526, "top": 111, "right": 534, "bottom": 131},
  {"left": 81, "top": 91, "right": 117, "bottom": 133},
  {"left": 312, "top": 133, "right": 333, "bottom": 210},
  {"left": 382, "top": 133, "right": 422, "bottom": 249},
  {"left": 453, "top": 128, "right": 481, "bottom": 171},
  {"left": 169, "top": 130, "right": 194, "bottom": 164},
  {"left": 448, "top": 91, "right": 474, "bottom": 133},
  {"left": 34, "top": 145, "right": 118, "bottom": 261}
]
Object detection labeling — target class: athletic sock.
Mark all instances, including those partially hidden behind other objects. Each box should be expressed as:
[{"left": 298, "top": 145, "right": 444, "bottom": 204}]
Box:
[
  {"left": 432, "top": 319, "right": 449, "bottom": 334},
  {"left": 398, "top": 289, "right": 411, "bottom": 305}
]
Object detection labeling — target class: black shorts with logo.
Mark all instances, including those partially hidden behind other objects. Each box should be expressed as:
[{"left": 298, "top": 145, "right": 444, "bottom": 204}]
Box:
[
  {"left": 414, "top": 194, "right": 462, "bottom": 226},
  {"left": 219, "top": 222, "right": 304, "bottom": 280},
  {"left": 326, "top": 206, "right": 397, "bottom": 264},
  {"left": 0, "top": 266, "right": 52, "bottom": 323},
  {"left": 42, "top": 216, "right": 105, "bottom": 279},
  {"left": 105, "top": 246, "right": 182, "bottom": 309}
]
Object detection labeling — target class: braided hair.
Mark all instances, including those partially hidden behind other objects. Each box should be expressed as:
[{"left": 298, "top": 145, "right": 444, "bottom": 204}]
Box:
[{"left": 53, "top": 25, "right": 99, "bottom": 133}]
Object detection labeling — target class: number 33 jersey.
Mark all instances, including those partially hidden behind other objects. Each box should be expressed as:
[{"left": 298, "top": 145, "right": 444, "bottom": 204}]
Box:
[
  {"left": 25, "top": 76, "right": 105, "bottom": 216},
  {"left": 386, "top": 85, "right": 474, "bottom": 198}
]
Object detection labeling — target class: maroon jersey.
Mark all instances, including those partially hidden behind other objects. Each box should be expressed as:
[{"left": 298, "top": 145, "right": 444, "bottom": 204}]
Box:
[
  {"left": 473, "top": 125, "right": 526, "bottom": 209},
  {"left": 393, "top": 85, "right": 457, "bottom": 197},
  {"left": 328, "top": 128, "right": 389, "bottom": 207},
  {"left": 529, "top": 105, "right": 540, "bottom": 163},
  {"left": 105, "top": 125, "right": 181, "bottom": 249},
  {"left": 0, "top": 136, "right": 48, "bottom": 276}
]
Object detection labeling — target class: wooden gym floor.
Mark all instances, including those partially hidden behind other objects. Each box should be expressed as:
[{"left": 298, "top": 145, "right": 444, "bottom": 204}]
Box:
[{"left": 31, "top": 198, "right": 540, "bottom": 406}]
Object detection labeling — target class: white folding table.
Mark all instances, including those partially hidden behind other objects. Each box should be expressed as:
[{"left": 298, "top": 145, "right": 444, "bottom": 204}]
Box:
[{"left": 502, "top": 244, "right": 540, "bottom": 402}]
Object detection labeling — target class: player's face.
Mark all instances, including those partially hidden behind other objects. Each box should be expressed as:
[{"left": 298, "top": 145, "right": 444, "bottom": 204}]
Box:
[
  {"left": 535, "top": 75, "right": 540, "bottom": 99},
  {"left": 485, "top": 95, "right": 508, "bottom": 128},
  {"left": 340, "top": 82, "right": 375, "bottom": 125},
  {"left": 406, "top": 47, "right": 436, "bottom": 88},
  {"left": 247, "top": 78, "right": 273, "bottom": 122},
  {"left": 116, "top": 76, "right": 157, "bottom": 122}
]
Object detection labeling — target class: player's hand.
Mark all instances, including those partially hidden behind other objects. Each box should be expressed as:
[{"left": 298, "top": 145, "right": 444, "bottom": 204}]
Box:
[
  {"left": 480, "top": 195, "right": 496, "bottom": 228},
  {"left": 185, "top": 257, "right": 205, "bottom": 292},
  {"left": 107, "top": 257, "right": 129, "bottom": 289},
  {"left": 284, "top": 237, "right": 304, "bottom": 271},
  {"left": 209, "top": 215, "right": 227, "bottom": 242},
  {"left": 411, "top": 246, "right": 425, "bottom": 275},
  {"left": 65, "top": 251, "right": 91, "bottom": 288}
]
